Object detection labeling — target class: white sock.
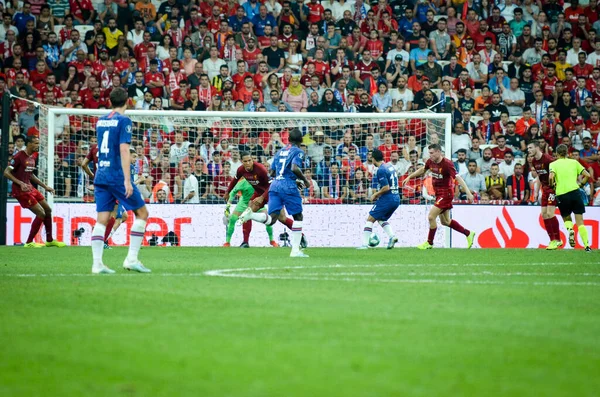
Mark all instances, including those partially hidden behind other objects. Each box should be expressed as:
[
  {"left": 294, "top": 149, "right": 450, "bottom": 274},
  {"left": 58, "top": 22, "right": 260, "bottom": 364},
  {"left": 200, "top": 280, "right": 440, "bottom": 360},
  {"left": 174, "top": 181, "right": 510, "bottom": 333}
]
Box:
[
  {"left": 363, "top": 221, "right": 374, "bottom": 246},
  {"left": 250, "top": 212, "right": 271, "bottom": 224},
  {"left": 379, "top": 221, "right": 394, "bottom": 238},
  {"left": 291, "top": 221, "right": 303, "bottom": 252},
  {"left": 127, "top": 219, "right": 147, "bottom": 262},
  {"left": 91, "top": 223, "right": 106, "bottom": 268}
]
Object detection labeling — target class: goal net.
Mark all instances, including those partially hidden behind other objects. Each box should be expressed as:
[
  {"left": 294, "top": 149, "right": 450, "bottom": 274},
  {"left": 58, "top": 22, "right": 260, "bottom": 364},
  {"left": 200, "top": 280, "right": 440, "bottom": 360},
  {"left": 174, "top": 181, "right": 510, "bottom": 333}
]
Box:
[{"left": 36, "top": 108, "right": 451, "bottom": 246}]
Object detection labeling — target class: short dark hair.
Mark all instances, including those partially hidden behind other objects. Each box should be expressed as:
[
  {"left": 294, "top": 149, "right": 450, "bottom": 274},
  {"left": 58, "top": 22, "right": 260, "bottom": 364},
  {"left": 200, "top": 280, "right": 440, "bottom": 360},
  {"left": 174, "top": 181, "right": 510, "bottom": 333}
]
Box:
[
  {"left": 372, "top": 149, "right": 384, "bottom": 162},
  {"left": 468, "top": 159, "right": 477, "bottom": 166},
  {"left": 556, "top": 144, "right": 568, "bottom": 157},
  {"left": 289, "top": 128, "right": 303, "bottom": 144},
  {"left": 428, "top": 143, "right": 442, "bottom": 152},
  {"left": 110, "top": 87, "right": 128, "bottom": 108}
]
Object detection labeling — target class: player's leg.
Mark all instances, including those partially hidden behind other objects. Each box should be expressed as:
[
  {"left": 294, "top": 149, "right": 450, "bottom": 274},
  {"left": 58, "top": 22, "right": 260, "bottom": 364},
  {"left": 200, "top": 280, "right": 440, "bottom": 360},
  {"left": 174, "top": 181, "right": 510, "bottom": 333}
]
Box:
[
  {"left": 114, "top": 183, "right": 151, "bottom": 273},
  {"left": 439, "top": 211, "right": 475, "bottom": 248},
  {"left": 542, "top": 204, "right": 561, "bottom": 249},
  {"left": 91, "top": 185, "right": 117, "bottom": 273},
  {"left": 225, "top": 210, "right": 242, "bottom": 246},
  {"left": 38, "top": 197, "right": 64, "bottom": 246},
  {"left": 574, "top": 214, "right": 590, "bottom": 251},
  {"left": 569, "top": 191, "right": 590, "bottom": 251},
  {"left": 359, "top": 214, "right": 377, "bottom": 249},
  {"left": 241, "top": 221, "right": 252, "bottom": 248},
  {"left": 418, "top": 206, "right": 443, "bottom": 249},
  {"left": 562, "top": 214, "right": 576, "bottom": 247},
  {"left": 24, "top": 201, "right": 46, "bottom": 248},
  {"left": 282, "top": 192, "right": 307, "bottom": 257}
]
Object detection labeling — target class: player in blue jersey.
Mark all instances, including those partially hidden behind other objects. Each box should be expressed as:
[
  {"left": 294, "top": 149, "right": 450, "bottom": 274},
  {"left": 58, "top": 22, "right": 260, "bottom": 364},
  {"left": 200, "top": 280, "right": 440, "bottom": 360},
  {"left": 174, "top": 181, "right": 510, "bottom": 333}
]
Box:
[
  {"left": 240, "top": 128, "right": 311, "bottom": 257},
  {"left": 90, "top": 87, "right": 151, "bottom": 274},
  {"left": 358, "top": 149, "right": 400, "bottom": 250}
]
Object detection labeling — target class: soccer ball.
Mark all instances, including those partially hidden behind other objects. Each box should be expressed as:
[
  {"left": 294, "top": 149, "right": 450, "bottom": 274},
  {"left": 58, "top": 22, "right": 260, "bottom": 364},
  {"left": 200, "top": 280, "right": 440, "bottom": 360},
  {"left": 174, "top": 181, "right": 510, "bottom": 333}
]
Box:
[{"left": 368, "top": 233, "right": 380, "bottom": 248}]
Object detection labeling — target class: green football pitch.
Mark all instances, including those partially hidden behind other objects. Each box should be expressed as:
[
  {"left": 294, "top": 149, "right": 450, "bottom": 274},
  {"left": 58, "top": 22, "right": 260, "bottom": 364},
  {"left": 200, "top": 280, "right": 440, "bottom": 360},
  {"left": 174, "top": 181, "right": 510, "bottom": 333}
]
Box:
[{"left": 0, "top": 246, "right": 598, "bottom": 397}]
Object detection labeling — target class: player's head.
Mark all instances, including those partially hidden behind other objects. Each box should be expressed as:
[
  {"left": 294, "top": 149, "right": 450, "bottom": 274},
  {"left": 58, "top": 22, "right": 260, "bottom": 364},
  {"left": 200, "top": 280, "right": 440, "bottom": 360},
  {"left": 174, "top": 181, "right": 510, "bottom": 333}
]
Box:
[
  {"left": 25, "top": 135, "right": 40, "bottom": 153},
  {"left": 110, "top": 87, "right": 128, "bottom": 109},
  {"left": 289, "top": 128, "right": 303, "bottom": 145},
  {"left": 527, "top": 140, "right": 541, "bottom": 157},
  {"left": 556, "top": 144, "right": 568, "bottom": 158},
  {"left": 129, "top": 147, "right": 137, "bottom": 163},
  {"left": 427, "top": 143, "right": 443, "bottom": 162},
  {"left": 371, "top": 149, "right": 384, "bottom": 165},
  {"left": 241, "top": 151, "right": 254, "bottom": 171}
]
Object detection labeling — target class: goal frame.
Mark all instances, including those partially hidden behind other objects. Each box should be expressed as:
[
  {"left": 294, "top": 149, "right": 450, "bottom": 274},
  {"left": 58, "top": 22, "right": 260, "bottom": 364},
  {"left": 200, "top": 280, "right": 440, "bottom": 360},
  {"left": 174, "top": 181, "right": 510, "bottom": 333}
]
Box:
[{"left": 45, "top": 109, "right": 452, "bottom": 246}]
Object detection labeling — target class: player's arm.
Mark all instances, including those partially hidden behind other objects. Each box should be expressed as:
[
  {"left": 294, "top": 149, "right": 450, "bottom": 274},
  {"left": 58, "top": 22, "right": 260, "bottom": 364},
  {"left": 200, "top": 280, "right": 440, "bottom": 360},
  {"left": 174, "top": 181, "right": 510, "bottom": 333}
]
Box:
[
  {"left": 121, "top": 143, "right": 133, "bottom": 197},
  {"left": 579, "top": 168, "right": 591, "bottom": 187},
  {"left": 402, "top": 166, "right": 426, "bottom": 185},
  {"left": 292, "top": 163, "right": 310, "bottom": 189},
  {"left": 224, "top": 167, "right": 243, "bottom": 201},
  {"left": 3, "top": 164, "right": 31, "bottom": 192},
  {"left": 81, "top": 157, "right": 95, "bottom": 179},
  {"left": 455, "top": 175, "right": 474, "bottom": 203},
  {"left": 30, "top": 173, "right": 55, "bottom": 194}
]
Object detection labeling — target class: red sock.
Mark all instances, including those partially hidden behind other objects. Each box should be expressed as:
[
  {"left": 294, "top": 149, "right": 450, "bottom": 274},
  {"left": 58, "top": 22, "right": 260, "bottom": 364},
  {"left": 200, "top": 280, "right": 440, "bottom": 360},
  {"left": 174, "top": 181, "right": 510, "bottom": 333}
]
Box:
[
  {"left": 449, "top": 220, "right": 470, "bottom": 237},
  {"left": 549, "top": 216, "right": 560, "bottom": 241},
  {"left": 43, "top": 215, "right": 53, "bottom": 242},
  {"left": 284, "top": 217, "right": 294, "bottom": 229},
  {"left": 26, "top": 217, "right": 44, "bottom": 244},
  {"left": 243, "top": 221, "right": 252, "bottom": 243},
  {"left": 104, "top": 217, "right": 116, "bottom": 242},
  {"left": 427, "top": 228, "right": 437, "bottom": 245},
  {"left": 543, "top": 218, "right": 553, "bottom": 240}
]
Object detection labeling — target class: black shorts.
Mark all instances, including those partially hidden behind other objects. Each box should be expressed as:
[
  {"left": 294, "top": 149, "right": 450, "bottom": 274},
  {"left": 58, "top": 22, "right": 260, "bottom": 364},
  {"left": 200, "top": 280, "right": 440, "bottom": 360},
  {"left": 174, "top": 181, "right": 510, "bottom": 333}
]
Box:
[{"left": 556, "top": 189, "right": 586, "bottom": 217}]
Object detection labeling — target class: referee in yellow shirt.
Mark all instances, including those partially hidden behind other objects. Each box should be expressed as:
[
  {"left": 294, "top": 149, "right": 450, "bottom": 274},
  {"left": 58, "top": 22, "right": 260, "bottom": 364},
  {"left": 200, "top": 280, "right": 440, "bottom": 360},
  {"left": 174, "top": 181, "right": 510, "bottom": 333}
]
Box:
[{"left": 549, "top": 144, "right": 592, "bottom": 252}]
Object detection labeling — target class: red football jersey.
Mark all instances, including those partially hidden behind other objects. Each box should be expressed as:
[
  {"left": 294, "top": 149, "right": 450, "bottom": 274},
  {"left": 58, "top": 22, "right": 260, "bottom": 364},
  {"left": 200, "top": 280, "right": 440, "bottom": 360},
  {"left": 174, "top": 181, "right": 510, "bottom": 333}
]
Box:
[
  {"left": 425, "top": 157, "right": 456, "bottom": 195},
  {"left": 86, "top": 144, "right": 99, "bottom": 174},
  {"left": 531, "top": 153, "right": 553, "bottom": 187},
  {"left": 226, "top": 162, "right": 270, "bottom": 197},
  {"left": 9, "top": 150, "right": 36, "bottom": 195}
]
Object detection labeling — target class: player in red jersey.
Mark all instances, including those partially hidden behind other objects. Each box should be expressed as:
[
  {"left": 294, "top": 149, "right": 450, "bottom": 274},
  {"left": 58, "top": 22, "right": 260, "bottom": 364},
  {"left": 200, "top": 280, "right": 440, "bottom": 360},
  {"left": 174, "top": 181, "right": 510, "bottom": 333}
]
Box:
[
  {"left": 527, "top": 140, "right": 562, "bottom": 249},
  {"left": 403, "top": 144, "right": 476, "bottom": 249},
  {"left": 81, "top": 144, "right": 128, "bottom": 248},
  {"left": 3, "top": 136, "right": 65, "bottom": 248},
  {"left": 223, "top": 152, "right": 306, "bottom": 248}
]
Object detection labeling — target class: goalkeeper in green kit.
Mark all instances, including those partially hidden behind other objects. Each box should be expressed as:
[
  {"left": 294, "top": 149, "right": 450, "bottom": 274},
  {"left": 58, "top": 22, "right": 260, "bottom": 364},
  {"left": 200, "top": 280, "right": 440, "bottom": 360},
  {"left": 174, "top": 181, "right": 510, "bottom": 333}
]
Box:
[
  {"left": 223, "top": 178, "right": 278, "bottom": 248},
  {"left": 549, "top": 144, "right": 592, "bottom": 252}
]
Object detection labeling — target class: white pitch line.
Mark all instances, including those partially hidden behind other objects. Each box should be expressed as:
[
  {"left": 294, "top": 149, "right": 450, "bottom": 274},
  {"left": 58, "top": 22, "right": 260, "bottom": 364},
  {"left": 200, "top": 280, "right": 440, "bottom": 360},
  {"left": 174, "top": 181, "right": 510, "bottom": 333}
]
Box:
[{"left": 254, "top": 272, "right": 600, "bottom": 277}]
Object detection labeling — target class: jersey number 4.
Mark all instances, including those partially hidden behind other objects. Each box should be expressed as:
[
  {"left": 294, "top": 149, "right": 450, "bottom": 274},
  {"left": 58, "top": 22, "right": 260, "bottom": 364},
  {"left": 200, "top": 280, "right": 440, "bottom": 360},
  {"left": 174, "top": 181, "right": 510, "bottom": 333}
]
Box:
[{"left": 100, "top": 131, "right": 110, "bottom": 154}]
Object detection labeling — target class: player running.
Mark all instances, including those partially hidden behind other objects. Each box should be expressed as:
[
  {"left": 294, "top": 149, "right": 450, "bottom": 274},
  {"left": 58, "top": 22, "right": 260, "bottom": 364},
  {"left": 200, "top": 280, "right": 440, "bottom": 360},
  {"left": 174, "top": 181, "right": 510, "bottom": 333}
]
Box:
[
  {"left": 228, "top": 152, "right": 306, "bottom": 248},
  {"left": 403, "top": 144, "right": 476, "bottom": 249},
  {"left": 82, "top": 144, "right": 129, "bottom": 249},
  {"left": 239, "top": 129, "right": 310, "bottom": 257},
  {"left": 528, "top": 141, "right": 562, "bottom": 250},
  {"left": 90, "top": 87, "right": 150, "bottom": 274},
  {"left": 224, "top": 177, "right": 278, "bottom": 247},
  {"left": 3, "top": 135, "right": 66, "bottom": 248},
  {"left": 549, "top": 144, "right": 592, "bottom": 252},
  {"left": 358, "top": 149, "right": 399, "bottom": 249}
]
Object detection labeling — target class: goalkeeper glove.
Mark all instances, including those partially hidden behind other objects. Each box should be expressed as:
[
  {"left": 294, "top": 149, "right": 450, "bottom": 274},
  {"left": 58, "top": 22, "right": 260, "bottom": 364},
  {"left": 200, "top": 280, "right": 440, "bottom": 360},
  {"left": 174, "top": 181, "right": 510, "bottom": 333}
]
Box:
[{"left": 224, "top": 203, "right": 231, "bottom": 217}]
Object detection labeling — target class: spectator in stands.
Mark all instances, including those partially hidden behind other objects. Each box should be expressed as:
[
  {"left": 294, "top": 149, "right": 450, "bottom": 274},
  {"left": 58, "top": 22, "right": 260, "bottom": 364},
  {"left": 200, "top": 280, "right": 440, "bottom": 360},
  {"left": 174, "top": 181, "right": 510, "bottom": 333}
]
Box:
[
  {"left": 451, "top": 123, "right": 471, "bottom": 155},
  {"left": 486, "top": 163, "right": 506, "bottom": 200},
  {"left": 499, "top": 152, "right": 516, "bottom": 179},
  {"left": 457, "top": 159, "right": 487, "bottom": 200},
  {"left": 507, "top": 163, "right": 530, "bottom": 204},
  {"left": 477, "top": 147, "right": 496, "bottom": 177}
]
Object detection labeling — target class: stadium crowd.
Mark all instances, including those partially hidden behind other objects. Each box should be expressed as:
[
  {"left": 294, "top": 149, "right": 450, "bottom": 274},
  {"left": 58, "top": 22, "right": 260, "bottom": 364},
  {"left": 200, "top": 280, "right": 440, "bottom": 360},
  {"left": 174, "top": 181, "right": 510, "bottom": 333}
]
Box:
[{"left": 1, "top": 0, "right": 600, "bottom": 205}]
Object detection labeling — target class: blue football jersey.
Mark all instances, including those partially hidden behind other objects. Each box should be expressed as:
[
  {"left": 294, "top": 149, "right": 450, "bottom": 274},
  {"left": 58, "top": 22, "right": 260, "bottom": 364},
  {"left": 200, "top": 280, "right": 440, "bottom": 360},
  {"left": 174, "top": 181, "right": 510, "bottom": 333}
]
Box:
[
  {"left": 376, "top": 164, "right": 400, "bottom": 198},
  {"left": 271, "top": 144, "right": 304, "bottom": 194},
  {"left": 94, "top": 112, "right": 133, "bottom": 186}
]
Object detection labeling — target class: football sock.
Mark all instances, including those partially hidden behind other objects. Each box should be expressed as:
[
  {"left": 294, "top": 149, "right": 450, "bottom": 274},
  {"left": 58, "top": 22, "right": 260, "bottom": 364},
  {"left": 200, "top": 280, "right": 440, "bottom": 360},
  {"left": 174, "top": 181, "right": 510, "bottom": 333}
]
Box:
[
  {"left": 26, "top": 217, "right": 44, "bottom": 244},
  {"left": 104, "top": 217, "right": 116, "bottom": 242},
  {"left": 250, "top": 212, "right": 271, "bottom": 224},
  {"left": 564, "top": 220, "right": 574, "bottom": 231},
  {"left": 291, "top": 221, "right": 303, "bottom": 252},
  {"left": 43, "top": 215, "right": 53, "bottom": 242},
  {"left": 127, "top": 219, "right": 146, "bottom": 262},
  {"left": 378, "top": 221, "right": 394, "bottom": 238},
  {"left": 427, "top": 227, "right": 437, "bottom": 245},
  {"left": 226, "top": 214, "right": 238, "bottom": 243},
  {"left": 104, "top": 217, "right": 117, "bottom": 241},
  {"left": 266, "top": 224, "right": 274, "bottom": 241},
  {"left": 242, "top": 221, "right": 252, "bottom": 243},
  {"left": 283, "top": 217, "right": 294, "bottom": 229},
  {"left": 549, "top": 216, "right": 560, "bottom": 241},
  {"left": 449, "top": 220, "right": 470, "bottom": 237},
  {"left": 543, "top": 218, "right": 553, "bottom": 240},
  {"left": 579, "top": 225, "right": 589, "bottom": 247},
  {"left": 363, "top": 221, "right": 374, "bottom": 246},
  {"left": 91, "top": 223, "right": 106, "bottom": 266}
]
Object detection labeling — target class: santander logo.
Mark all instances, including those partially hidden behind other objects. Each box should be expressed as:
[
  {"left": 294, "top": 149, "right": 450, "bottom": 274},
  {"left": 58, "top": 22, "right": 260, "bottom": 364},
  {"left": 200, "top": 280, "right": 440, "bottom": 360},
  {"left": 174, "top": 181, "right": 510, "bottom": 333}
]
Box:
[{"left": 478, "top": 207, "right": 530, "bottom": 248}]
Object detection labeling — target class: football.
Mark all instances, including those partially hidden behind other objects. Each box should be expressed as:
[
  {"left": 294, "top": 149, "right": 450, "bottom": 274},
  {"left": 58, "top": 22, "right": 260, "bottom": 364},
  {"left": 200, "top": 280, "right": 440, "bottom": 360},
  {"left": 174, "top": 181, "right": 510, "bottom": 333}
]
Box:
[{"left": 368, "top": 233, "right": 380, "bottom": 248}]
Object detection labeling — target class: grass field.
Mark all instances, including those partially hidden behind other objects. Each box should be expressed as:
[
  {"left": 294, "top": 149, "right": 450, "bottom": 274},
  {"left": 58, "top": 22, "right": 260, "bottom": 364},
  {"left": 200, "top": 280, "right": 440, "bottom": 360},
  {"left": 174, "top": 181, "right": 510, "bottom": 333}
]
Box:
[{"left": 0, "top": 246, "right": 598, "bottom": 397}]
